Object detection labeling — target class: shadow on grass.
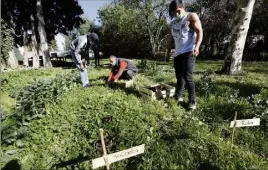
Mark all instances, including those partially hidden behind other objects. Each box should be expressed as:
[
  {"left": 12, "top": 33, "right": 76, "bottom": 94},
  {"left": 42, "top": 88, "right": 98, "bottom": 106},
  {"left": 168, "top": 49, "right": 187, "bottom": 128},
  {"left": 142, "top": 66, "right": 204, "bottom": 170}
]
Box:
[
  {"left": 197, "top": 161, "right": 221, "bottom": 170},
  {"left": 2, "top": 159, "right": 21, "bottom": 170},
  {"left": 215, "top": 80, "right": 262, "bottom": 97},
  {"left": 93, "top": 76, "right": 107, "bottom": 81},
  {"left": 51, "top": 154, "right": 89, "bottom": 169},
  {"left": 108, "top": 85, "right": 144, "bottom": 98},
  {"left": 161, "top": 128, "right": 191, "bottom": 142},
  {"left": 89, "top": 76, "right": 109, "bottom": 87}
]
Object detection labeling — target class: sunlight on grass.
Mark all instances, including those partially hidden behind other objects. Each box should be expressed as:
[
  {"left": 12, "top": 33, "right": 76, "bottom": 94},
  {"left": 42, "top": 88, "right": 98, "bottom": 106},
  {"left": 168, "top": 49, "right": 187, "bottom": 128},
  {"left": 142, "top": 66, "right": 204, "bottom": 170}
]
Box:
[{"left": 1, "top": 60, "right": 268, "bottom": 169}]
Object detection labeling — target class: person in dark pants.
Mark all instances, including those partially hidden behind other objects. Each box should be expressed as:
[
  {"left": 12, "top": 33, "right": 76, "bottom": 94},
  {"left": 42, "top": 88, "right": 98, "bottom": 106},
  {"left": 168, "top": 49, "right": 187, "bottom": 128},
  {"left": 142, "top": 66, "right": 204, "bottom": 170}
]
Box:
[
  {"left": 89, "top": 32, "right": 100, "bottom": 67},
  {"left": 166, "top": 0, "right": 203, "bottom": 109},
  {"left": 107, "top": 55, "right": 138, "bottom": 84}
]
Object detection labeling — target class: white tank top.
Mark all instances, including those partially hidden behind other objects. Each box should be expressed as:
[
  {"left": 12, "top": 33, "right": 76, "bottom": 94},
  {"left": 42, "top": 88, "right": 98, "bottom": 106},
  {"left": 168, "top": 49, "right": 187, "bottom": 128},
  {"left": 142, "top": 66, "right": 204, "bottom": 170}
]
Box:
[{"left": 171, "top": 13, "right": 196, "bottom": 57}]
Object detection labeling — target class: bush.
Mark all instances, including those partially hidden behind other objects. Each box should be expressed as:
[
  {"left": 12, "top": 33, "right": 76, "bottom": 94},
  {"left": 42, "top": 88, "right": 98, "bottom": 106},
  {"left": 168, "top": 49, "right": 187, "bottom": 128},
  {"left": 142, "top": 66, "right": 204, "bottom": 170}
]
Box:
[
  {"left": 249, "top": 88, "right": 268, "bottom": 133},
  {"left": 1, "top": 70, "right": 80, "bottom": 148},
  {"left": 1, "top": 19, "right": 14, "bottom": 66},
  {"left": 98, "top": 5, "right": 151, "bottom": 58},
  {"left": 16, "top": 71, "right": 80, "bottom": 122}
]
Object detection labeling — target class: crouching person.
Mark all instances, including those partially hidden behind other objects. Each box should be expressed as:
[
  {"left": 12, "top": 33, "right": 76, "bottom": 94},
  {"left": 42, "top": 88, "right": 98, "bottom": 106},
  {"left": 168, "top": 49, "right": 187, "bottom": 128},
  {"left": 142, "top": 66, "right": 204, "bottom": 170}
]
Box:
[
  {"left": 107, "top": 55, "right": 138, "bottom": 85},
  {"left": 70, "top": 33, "right": 94, "bottom": 88}
]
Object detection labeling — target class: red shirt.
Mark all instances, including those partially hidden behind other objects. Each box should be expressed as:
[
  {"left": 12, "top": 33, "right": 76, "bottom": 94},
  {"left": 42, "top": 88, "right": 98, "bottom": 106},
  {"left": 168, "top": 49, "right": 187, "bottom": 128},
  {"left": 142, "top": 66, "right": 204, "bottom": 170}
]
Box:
[{"left": 108, "top": 61, "right": 128, "bottom": 81}]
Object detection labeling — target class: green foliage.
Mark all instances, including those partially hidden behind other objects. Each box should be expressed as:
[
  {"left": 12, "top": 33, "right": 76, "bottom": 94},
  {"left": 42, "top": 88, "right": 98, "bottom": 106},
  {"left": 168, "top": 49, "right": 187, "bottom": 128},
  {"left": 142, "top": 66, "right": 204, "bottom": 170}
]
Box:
[
  {"left": 2, "top": 0, "right": 84, "bottom": 46},
  {"left": 98, "top": 4, "right": 152, "bottom": 58},
  {"left": 1, "top": 68, "right": 66, "bottom": 97},
  {"left": 1, "top": 61, "right": 268, "bottom": 169},
  {"left": 249, "top": 89, "right": 268, "bottom": 132},
  {"left": 1, "top": 69, "right": 79, "bottom": 150},
  {"left": 138, "top": 60, "right": 158, "bottom": 76},
  {"left": 196, "top": 70, "right": 214, "bottom": 96},
  {"left": 78, "top": 18, "right": 93, "bottom": 35},
  {"left": 50, "top": 39, "right": 58, "bottom": 51},
  {"left": 16, "top": 84, "right": 267, "bottom": 169},
  {"left": 64, "top": 34, "right": 73, "bottom": 50},
  {"left": 0, "top": 19, "right": 14, "bottom": 65},
  {"left": 98, "top": 1, "right": 169, "bottom": 58},
  {"left": 16, "top": 71, "right": 80, "bottom": 122}
]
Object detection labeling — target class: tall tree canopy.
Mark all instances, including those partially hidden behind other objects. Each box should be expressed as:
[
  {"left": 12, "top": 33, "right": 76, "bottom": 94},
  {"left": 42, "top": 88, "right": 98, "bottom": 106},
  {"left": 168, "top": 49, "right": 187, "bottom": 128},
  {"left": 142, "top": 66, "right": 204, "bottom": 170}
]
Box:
[
  {"left": 2, "top": 0, "right": 84, "bottom": 45},
  {"left": 98, "top": 0, "right": 169, "bottom": 58},
  {"left": 1, "top": 0, "right": 84, "bottom": 67}
]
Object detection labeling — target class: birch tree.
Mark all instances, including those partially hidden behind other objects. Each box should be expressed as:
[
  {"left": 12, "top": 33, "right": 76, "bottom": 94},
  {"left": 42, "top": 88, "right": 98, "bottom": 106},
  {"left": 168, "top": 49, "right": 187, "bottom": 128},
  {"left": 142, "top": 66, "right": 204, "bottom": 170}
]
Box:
[
  {"left": 30, "top": 14, "right": 40, "bottom": 68},
  {"left": 221, "top": 0, "right": 255, "bottom": 74},
  {"left": 37, "top": 0, "right": 52, "bottom": 67}
]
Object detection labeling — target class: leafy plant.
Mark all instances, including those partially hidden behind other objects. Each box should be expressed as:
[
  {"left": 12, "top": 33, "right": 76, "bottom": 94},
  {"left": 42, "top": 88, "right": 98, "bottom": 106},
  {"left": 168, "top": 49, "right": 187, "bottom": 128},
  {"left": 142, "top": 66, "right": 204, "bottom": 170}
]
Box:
[
  {"left": 1, "top": 70, "right": 80, "bottom": 148},
  {"left": 196, "top": 70, "right": 214, "bottom": 96},
  {"left": 16, "top": 71, "right": 80, "bottom": 123},
  {"left": 0, "top": 19, "right": 14, "bottom": 67}
]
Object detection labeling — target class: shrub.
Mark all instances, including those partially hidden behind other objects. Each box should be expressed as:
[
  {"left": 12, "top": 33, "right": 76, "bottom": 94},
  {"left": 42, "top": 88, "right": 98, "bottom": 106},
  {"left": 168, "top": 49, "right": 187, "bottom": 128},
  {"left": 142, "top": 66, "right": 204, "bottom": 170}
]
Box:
[
  {"left": 1, "top": 70, "right": 80, "bottom": 147},
  {"left": 1, "top": 19, "right": 14, "bottom": 66},
  {"left": 98, "top": 5, "right": 151, "bottom": 58},
  {"left": 16, "top": 70, "right": 80, "bottom": 122}
]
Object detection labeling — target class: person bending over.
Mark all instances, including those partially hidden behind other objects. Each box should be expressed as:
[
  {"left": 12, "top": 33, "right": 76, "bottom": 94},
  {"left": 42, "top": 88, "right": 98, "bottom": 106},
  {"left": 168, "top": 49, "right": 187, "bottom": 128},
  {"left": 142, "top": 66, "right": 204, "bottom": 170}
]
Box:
[
  {"left": 107, "top": 55, "right": 138, "bottom": 84},
  {"left": 70, "top": 33, "right": 97, "bottom": 88}
]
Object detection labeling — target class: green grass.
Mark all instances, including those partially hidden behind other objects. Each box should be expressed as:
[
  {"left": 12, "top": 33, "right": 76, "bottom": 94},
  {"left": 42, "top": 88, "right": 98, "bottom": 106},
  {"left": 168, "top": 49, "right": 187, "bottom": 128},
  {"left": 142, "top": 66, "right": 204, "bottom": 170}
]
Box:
[{"left": 1, "top": 60, "right": 268, "bottom": 169}]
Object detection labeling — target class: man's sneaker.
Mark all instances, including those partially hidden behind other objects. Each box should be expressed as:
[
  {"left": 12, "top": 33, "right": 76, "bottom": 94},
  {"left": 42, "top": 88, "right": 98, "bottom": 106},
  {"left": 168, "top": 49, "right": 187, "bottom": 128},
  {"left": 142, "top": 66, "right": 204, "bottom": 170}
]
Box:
[
  {"left": 83, "top": 84, "right": 91, "bottom": 88},
  {"left": 177, "top": 97, "right": 183, "bottom": 105},
  {"left": 188, "top": 101, "right": 196, "bottom": 110},
  {"left": 178, "top": 97, "right": 183, "bottom": 102}
]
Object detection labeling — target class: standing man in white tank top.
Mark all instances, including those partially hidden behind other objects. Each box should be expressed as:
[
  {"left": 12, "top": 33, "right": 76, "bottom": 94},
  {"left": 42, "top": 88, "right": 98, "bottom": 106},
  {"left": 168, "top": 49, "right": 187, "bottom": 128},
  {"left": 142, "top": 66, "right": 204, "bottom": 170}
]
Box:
[{"left": 166, "top": 0, "right": 203, "bottom": 109}]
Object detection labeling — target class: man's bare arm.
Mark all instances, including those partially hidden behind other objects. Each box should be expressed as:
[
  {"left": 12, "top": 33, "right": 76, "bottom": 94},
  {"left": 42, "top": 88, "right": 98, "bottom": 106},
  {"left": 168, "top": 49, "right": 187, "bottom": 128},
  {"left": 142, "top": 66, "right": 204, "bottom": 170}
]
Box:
[
  {"left": 189, "top": 13, "right": 203, "bottom": 56},
  {"left": 166, "top": 24, "right": 173, "bottom": 60}
]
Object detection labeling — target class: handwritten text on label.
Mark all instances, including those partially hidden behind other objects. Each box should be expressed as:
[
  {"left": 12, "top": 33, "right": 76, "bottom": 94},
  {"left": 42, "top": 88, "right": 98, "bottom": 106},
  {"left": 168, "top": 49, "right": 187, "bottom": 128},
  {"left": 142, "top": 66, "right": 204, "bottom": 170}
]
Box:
[
  {"left": 230, "top": 118, "right": 260, "bottom": 128},
  {"left": 92, "top": 144, "right": 145, "bottom": 169}
]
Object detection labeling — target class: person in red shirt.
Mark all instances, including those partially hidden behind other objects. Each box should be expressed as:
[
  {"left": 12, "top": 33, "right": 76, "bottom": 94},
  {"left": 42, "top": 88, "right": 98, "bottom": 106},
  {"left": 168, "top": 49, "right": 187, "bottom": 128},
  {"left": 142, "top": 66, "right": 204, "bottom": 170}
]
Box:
[{"left": 107, "top": 55, "right": 138, "bottom": 84}]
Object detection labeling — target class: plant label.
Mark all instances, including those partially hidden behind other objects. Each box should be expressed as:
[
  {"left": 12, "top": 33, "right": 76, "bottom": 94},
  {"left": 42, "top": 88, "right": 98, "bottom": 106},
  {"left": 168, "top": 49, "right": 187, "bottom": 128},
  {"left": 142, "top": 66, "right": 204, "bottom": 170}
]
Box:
[
  {"left": 92, "top": 144, "right": 145, "bottom": 169},
  {"left": 230, "top": 118, "right": 260, "bottom": 128}
]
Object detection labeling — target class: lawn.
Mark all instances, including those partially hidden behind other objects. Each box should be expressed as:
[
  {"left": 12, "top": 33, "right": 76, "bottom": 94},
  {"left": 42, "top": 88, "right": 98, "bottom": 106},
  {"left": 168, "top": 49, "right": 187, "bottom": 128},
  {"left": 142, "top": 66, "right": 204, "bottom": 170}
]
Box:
[{"left": 1, "top": 59, "right": 268, "bottom": 170}]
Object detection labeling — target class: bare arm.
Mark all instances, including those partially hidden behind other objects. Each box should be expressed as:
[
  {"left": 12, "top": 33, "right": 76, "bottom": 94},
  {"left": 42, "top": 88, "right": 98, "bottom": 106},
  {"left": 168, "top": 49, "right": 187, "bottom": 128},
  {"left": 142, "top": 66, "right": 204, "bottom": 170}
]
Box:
[
  {"left": 166, "top": 24, "right": 173, "bottom": 60},
  {"left": 189, "top": 13, "right": 203, "bottom": 56}
]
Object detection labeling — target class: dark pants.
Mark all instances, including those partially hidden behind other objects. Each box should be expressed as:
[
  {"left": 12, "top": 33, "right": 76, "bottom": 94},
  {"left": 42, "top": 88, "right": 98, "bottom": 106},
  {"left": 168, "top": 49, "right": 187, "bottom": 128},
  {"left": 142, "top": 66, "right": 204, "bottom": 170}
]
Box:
[
  {"left": 174, "top": 52, "right": 196, "bottom": 102},
  {"left": 93, "top": 46, "right": 100, "bottom": 66}
]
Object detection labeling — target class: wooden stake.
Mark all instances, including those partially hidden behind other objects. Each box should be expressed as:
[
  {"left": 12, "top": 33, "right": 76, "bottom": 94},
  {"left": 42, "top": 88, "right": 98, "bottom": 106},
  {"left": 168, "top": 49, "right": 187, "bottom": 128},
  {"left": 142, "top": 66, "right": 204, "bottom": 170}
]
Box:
[
  {"left": 99, "top": 128, "right": 110, "bottom": 170},
  {"left": 229, "top": 112, "right": 237, "bottom": 158}
]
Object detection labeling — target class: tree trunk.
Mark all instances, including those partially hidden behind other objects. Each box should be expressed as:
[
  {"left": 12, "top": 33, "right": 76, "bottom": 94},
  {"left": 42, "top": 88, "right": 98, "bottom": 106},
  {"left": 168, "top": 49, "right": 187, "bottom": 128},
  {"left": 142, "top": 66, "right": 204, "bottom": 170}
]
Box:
[
  {"left": 30, "top": 14, "right": 40, "bottom": 68},
  {"left": 210, "top": 37, "right": 217, "bottom": 56},
  {"left": 36, "top": 0, "right": 52, "bottom": 67},
  {"left": 7, "top": 49, "right": 19, "bottom": 69},
  {"left": 221, "top": 0, "right": 255, "bottom": 74},
  {"left": 22, "top": 29, "right": 29, "bottom": 66}
]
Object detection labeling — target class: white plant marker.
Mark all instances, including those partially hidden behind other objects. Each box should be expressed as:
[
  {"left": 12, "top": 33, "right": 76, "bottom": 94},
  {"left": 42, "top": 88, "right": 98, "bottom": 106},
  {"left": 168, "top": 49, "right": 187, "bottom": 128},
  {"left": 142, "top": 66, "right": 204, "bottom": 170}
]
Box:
[
  {"left": 230, "top": 118, "right": 260, "bottom": 128},
  {"left": 92, "top": 129, "right": 145, "bottom": 169},
  {"left": 229, "top": 113, "right": 260, "bottom": 157}
]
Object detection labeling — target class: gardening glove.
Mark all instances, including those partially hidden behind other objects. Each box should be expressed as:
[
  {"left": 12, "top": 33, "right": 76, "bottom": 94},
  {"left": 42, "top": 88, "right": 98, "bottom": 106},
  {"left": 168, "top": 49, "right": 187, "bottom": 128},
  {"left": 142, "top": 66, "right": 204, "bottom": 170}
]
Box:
[{"left": 107, "top": 80, "right": 114, "bottom": 87}]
